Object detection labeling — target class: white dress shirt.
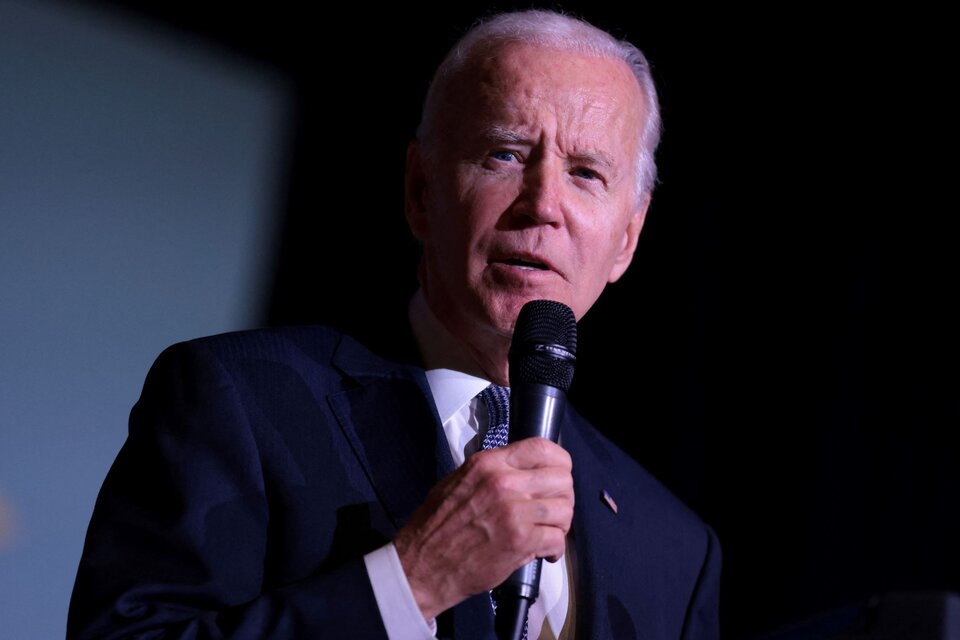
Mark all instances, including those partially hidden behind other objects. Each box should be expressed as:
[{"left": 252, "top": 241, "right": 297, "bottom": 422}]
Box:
[{"left": 362, "top": 292, "right": 571, "bottom": 639}]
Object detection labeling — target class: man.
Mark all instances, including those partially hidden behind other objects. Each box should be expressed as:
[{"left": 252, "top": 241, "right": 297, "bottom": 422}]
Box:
[{"left": 69, "top": 10, "right": 720, "bottom": 639}]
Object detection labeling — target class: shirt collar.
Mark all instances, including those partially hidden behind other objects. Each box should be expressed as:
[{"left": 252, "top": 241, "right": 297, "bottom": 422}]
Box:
[{"left": 424, "top": 368, "right": 490, "bottom": 425}]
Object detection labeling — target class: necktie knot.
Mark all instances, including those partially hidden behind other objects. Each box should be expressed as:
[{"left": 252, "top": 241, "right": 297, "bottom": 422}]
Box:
[{"left": 478, "top": 384, "right": 511, "bottom": 450}]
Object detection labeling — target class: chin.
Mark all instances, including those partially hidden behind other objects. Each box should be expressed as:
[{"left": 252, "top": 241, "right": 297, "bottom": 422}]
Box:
[{"left": 480, "top": 292, "right": 559, "bottom": 335}]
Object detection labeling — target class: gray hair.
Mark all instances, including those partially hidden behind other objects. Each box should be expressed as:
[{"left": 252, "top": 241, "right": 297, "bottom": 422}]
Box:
[{"left": 417, "top": 9, "right": 662, "bottom": 198}]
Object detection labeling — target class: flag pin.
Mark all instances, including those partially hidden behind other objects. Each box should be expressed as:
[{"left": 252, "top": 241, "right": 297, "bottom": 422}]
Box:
[{"left": 601, "top": 489, "right": 618, "bottom": 514}]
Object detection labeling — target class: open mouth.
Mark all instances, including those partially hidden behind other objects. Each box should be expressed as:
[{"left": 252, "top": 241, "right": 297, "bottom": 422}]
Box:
[{"left": 500, "top": 258, "right": 550, "bottom": 271}]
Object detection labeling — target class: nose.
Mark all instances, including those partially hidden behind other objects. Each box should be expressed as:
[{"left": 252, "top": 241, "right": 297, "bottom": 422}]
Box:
[{"left": 512, "top": 157, "right": 564, "bottom": 227}]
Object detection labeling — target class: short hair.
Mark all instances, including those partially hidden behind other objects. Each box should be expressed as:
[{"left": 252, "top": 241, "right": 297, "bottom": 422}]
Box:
[{"left": 417, "top": 9, "right": 662, "bottom": 199}]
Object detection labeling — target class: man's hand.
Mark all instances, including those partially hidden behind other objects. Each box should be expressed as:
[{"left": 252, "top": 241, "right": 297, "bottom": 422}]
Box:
[{"left": 393, "top": 437, "right": 574, "bottom": 620}]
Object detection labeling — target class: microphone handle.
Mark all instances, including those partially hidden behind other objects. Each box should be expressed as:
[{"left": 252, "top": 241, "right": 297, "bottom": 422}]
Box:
[
  {"left": 493, "top": 590, "right": 533, "bottom": 640},
  {"left": 508, "top": 383, "right": 566, "bottom": 443},
  {"left": 496, "top": 383, "right": 567, "bottom": 640}
]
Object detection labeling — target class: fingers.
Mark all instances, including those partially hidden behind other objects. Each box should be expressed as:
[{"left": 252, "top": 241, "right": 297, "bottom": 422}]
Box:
[
  {"left": 394, "top": 438, "right": 575, "bottom": 620},
  {"left": 462, "top": 440, "right": 573, "bottom": 498},
  {"left": 462, "top": 439, "right": 574, "bottom": 527},
  {"left": 471, "top": 465, "right": 574, "bottom": 502},
  {"left": 499, "top": 437, "right": 572, "bottom": 471},
  {"left": 482, "top": 497, "right": 573, "bottom": 539}
]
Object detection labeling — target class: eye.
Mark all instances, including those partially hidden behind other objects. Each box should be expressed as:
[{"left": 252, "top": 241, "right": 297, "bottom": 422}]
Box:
[
  {"left": 490, "top": 149, "right": 521, "bottom": 163},
  {"left": 571, "top": 166, "right": 602, "bottom": 181}
]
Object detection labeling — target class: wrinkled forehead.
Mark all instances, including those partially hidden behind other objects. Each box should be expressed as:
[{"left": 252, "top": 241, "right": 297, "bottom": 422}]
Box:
[
  {"left": 464, "top": 43, "right": 637, "bottom": 96},
  {"left": 440, "top": 42, "right": 646, "bottom": 154}
]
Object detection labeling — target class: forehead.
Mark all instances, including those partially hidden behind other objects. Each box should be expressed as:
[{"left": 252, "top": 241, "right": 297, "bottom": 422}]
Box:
[
  {"left": 444, "top": 42, "right": 645, "bottom": 155},
  {"left": 473, "top": 42, "right": 637, "bottom": 95}
]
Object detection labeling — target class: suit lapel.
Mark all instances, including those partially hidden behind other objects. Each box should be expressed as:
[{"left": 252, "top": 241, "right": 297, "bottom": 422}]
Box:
[
  {"left": 445, "top": 594, "right": 496, "bottom": 640},
  {"left": 326, "top": 347, "right": 636, "bottom": 640},
  {"left": 327, "top": 335, "right": 455, "bottom": 529},
  {"left": 324, "top": 333, "right": 504, "bottom": 639},
  {"left": 563, "top": 411, "right": 623, "bottom": 640}
]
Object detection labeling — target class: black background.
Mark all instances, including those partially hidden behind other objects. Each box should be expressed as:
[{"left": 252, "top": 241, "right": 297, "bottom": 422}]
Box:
[{"left": 95, "top": 2, "right": 958, "bottom": 636}]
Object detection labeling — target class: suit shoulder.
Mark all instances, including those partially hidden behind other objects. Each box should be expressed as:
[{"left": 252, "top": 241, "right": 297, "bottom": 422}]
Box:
[
  {"left": 147, "top": 325, "right": 354, "bottom": 371},
  {"left": 181, "top": 325, "right": 345, "bottom": 361},
  {"left": 145, "top": 325, "right": 417, "bottom": 396},
  {"left": 142, "top": 326, "right": 352, "bottom": 392}
]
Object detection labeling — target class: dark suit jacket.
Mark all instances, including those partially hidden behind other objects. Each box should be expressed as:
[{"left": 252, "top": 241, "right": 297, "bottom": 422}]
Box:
[{"left": 68, "top": 326, "right": 720, "bottom": 639}]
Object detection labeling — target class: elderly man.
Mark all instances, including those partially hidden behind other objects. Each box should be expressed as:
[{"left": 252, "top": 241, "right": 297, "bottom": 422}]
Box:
[{"left": 69, "top": 10, "right": 720, "bottom": 640}]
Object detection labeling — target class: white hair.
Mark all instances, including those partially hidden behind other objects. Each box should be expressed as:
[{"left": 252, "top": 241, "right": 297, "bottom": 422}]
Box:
[{"left": 417, "top": 9, "right": 662, "bottom": 198}]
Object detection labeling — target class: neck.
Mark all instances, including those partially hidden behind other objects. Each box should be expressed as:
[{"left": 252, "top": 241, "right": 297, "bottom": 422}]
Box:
[{"left": 408, "top": 290, "right": 510, "bottom": 385}]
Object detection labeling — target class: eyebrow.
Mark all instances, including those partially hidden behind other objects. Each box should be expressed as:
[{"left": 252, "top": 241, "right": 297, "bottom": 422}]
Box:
[
  {"left": 571, "top": 150, "right": 616, "bottom": 170},
  {"left": 482, "top": 126, "right": 617, "bottom": 170},
  {"left": 483, "top": 126, "right": 530, "bottom": 146}
]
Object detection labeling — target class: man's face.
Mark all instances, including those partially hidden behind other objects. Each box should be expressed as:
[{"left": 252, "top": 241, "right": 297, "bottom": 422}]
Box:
[{"left": 407, "top": 43, "right": 649, "bottom": 342}]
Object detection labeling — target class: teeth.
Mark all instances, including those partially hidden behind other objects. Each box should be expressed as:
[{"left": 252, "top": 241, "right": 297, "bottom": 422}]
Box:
[{"left": 503, "top": 258, "right": 547, "bottom": 271}]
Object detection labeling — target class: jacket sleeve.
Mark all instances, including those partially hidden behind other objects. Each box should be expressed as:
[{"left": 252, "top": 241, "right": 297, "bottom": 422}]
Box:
[
  {"left": 680, "top": 524, "right": 722, "bottom": 640},
  {"left": 67, "top": 340, "right": 390, "bottom": 639}
]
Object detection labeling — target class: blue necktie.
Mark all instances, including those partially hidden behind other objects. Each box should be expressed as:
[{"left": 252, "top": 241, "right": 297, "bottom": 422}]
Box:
[
  {"left": 477, "top": 384, "right": 529, "bottom": 640},
  {"left": 479, "top": 383, "right": 511, "bottom": 451}
]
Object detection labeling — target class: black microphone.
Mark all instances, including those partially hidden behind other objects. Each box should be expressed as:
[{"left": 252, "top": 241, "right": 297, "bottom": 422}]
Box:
[{"left": 494, "top": 299, "right": 578, "bottom": 640}]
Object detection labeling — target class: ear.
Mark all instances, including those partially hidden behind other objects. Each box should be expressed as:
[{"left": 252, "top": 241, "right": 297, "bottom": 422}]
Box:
[
  {"left": 607, "top": 193, "right": 651, "bottom": 283},
  {"left": 404, "top": 141, "right": 430, "bottom": 241}
]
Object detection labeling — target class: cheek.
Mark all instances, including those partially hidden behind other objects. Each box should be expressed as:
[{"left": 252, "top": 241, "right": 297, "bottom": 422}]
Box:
[
  {"left": 463, "top": 168, "right": 522, "bottom": 210},
  {"left": 571, "top": 214, "right": 630, "bottom": 277},
  {"left": 454, "top": 179, "right": 517, "bottom": 244},
  {"left": 424, "top": 196, "right": 489, "bottom": 276},
  {"left": 425, "top": 182, "right": 472, "bottom": 244}
]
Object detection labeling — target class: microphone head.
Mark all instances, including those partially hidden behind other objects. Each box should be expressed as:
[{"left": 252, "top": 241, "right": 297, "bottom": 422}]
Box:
[{"left": 509, "top": 300, "right": 578, "bottom": 392}]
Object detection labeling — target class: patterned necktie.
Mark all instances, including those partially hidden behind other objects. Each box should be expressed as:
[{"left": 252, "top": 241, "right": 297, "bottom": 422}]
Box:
[
  {"left": 477, "top": 384, "right": 529, "bottom": 640},
  {"left": 479, "top": 383, "right": 511, "bottom": 451}
]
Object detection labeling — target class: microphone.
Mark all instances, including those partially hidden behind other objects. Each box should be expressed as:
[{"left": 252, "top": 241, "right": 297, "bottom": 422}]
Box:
[{"left": 494, "top": 299, "right": 578, "bottom": 640}]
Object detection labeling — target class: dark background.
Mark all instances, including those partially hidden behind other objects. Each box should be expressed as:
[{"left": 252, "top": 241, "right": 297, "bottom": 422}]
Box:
[{"left": 96, "top": 2, "right": 958, "bottom": 637}]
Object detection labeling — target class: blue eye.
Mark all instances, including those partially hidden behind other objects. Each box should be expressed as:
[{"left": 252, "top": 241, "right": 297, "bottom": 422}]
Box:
[
  {"left": 491, "top": 150, "right": 520, "bottom": 162},
  {"left": 572, "top": 167, "right": 601, "bottom": 180}
]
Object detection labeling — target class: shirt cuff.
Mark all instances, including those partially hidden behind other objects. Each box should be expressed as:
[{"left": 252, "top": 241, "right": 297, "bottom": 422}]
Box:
[{"left": 364, "top": 543, "right": 437, "bottom": 639}]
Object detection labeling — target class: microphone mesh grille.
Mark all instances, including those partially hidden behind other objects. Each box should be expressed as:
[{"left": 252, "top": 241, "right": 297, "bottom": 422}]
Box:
[{"left": 509, "top": 300, "right": 578, "bottom": 391}]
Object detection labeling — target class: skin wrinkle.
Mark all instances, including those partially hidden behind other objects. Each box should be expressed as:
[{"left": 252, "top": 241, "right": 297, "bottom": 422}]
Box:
[
  {"left": 396, "top": 39, "right": 642, "bottom": 620},
  {"left": 407, "top": 42, "right": 648, "bottom": 385},
  {"left": 474, "top": 56, "right": 629, "bottom": 188}
]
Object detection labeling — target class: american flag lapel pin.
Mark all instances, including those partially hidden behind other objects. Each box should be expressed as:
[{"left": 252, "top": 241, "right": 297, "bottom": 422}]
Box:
[{"left": 601, "top": 489, "right": 618, "bottom": 514}]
